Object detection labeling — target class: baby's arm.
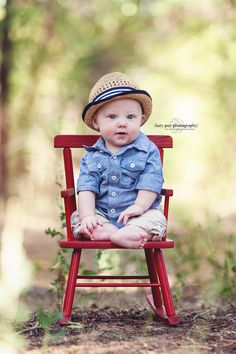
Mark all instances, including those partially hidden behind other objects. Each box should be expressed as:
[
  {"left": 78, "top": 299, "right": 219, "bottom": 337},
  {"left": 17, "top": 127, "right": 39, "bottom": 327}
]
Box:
[
  {"left": 78, "top": 191, "right": 102, "bottom": 237},
  {"left": 117, "top": 190, "right": 158, "bottom": 225}
]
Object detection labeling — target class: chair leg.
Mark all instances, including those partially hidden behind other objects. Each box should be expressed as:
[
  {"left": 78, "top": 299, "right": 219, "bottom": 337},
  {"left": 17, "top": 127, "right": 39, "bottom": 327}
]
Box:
[
  {"left": 145, "top": 249, "right": 167, "bottom": 320},
  {"left": 60, "top": 249, "right": 81, "bottom": 324},
  {"left": 154, "top": 249, "right": 181, "bottom": 325}
]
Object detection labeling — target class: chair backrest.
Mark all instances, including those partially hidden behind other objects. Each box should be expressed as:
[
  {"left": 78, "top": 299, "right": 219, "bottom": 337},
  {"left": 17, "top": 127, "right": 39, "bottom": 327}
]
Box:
[
  {"left": 54, "top": 134, "right": 173, "bottom": 240},
  {"left": 54, "top": 133, "right": 172, "bottom": 188}
]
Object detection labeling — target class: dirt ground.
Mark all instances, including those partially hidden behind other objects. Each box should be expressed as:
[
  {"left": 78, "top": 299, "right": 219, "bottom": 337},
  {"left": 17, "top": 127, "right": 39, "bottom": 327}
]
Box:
[
  {"left": 12, "top": 223, "right": 234, "bottom": 353},
  {"left": 18, "top": 285, "right": 236, "bottom": 354}
]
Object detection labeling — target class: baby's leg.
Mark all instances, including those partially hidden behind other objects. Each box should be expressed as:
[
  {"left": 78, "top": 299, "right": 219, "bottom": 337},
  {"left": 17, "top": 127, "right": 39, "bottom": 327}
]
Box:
[
  {"left": 110, "top": 225, "right": 153, "bottom": 249},
  {"left": 90, "top": 223, "right": 119, "bottom": 241}
]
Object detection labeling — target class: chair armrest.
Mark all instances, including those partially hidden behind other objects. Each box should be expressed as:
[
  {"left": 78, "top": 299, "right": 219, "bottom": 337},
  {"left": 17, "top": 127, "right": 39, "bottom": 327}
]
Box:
[
  {"left": 61, "top": 188, "right": 75, "bottom": 198},
  {"left": 161, "top": 188, "right": 173, "bottom": 197}
]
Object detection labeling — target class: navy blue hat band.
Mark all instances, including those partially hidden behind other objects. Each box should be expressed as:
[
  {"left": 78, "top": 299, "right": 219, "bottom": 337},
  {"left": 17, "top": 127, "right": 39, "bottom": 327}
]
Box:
[
  {"left": 82, "top": 88, "right": 151, "bottom": 120},
  {"left": 93, "top": 87, "right": 135, "bottom": 102}
]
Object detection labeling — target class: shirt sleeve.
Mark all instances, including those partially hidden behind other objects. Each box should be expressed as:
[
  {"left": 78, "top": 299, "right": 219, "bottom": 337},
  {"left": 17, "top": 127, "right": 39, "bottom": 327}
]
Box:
[
  {"left": 135, "top": 145, "right": 164, "bottom": 194},
  {"left": 76, "top": 155, "right": 100, "bottom": 194}
]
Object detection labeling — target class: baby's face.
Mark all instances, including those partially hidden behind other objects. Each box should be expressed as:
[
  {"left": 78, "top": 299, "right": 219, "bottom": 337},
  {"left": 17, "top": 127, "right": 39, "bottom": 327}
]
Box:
[{"left": 93, "top": 98, "right": 144, "bottom": 153}]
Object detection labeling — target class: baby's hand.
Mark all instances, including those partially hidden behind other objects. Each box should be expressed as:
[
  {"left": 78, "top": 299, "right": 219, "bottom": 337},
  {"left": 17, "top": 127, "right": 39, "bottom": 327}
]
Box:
[
  {"left": 117, "top": 204, "right": 144, "bottom": 225},
  {"left": 80, "top": 215, "right": 103, "bottom": 238}
]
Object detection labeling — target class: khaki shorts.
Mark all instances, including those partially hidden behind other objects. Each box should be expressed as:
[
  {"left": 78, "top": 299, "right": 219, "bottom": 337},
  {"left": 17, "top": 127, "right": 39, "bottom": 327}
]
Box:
[{"left": 71, "top": 206, "right": 167, "bottom": 241}]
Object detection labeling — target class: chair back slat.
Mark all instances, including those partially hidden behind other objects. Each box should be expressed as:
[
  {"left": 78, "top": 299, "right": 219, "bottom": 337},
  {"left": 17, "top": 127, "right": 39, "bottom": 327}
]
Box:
[
  {"left": 54, "top": 135, "right": 173, "bottom": 149},
  {"left": 159, "top": 148, "right": 164, "bottom": 165},
  {"left": 62, "top": 148, "right": 76, "bottom": 240},
  {"left": 63, "top": 148, "right": 75, "bottom": 190},
  {"left": 55, "top": 135, "right": 100, "bottom": 148}
]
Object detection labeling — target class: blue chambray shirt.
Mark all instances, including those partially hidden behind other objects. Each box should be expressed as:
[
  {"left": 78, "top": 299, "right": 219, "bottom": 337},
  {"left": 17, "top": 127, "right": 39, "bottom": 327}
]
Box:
[{"left": 76, "top": 132, "right": 164, "bottom": 228}]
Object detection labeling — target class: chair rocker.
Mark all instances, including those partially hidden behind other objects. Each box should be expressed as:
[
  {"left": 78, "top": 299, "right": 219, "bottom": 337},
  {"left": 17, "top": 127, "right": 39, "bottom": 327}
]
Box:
[{"left": 54, "top": 134, "right": 181, "bottom": 326}]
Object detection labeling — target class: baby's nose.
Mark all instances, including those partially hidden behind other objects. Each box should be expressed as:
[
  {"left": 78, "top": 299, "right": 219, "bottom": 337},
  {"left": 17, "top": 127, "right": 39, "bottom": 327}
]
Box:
[{"left": 117, "top": 117, "right": 127, "bottom": 126}]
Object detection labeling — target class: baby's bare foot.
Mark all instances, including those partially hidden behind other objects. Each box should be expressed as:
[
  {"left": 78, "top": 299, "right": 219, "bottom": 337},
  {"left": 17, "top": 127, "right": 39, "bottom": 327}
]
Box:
[
  {"left": 90, "top": 223, "right": 118, "bottom": 241},
  {"left": 111, "top": 225, "right": 152, "bottom": 249},
  {"left": 139, "top": 234, "right": 148, "bottom": 249}
]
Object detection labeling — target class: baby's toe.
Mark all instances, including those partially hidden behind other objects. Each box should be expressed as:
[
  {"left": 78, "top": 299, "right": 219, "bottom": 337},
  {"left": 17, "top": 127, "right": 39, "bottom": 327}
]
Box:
[{"left": 138, "top": 238, "right": 146, "bottom": 249}]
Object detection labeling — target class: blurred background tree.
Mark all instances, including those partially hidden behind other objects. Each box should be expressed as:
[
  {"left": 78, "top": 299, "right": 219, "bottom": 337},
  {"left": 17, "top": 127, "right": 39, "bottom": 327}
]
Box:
[
  {"left": 0, "top": 0, "right": 235, "bottom": 216},
  {"left": 0, "top": 0, "right": 235, "bottom": 299}
]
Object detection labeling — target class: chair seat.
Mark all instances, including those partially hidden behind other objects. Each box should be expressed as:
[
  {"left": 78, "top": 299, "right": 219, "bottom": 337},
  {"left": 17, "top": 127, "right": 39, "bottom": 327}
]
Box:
[{"left": 60, "top": 238, "right": 174, "bottom": 249}]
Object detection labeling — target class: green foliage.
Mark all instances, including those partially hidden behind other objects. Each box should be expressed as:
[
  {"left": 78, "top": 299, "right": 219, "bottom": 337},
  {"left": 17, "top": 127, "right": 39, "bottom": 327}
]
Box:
[
  {"left": 168, "top": 218, "right": 236, "bottom": 301},
  {"left": 36, "top": 309, "right": 64, "bottom": 347},
  {"left": 95, "top": 249, "right": 119, "bottom": 272},
  {"left": 168, "top": 225, "right": 202, "bottom": 300},
  {"left": 45, "top": 227, "right": 63, "bottom": 239},
  {"left": 80, "top": 249, "right": 117, "bottom": 277},
  {"left": 45, "top": 208, "right": 71, "bottom": 309},
  {"left": 37, "top": 309, "right": 61, "bottom": 330},
  {"left": 207, "top": 234, "right": 236, "bottom": 298}
]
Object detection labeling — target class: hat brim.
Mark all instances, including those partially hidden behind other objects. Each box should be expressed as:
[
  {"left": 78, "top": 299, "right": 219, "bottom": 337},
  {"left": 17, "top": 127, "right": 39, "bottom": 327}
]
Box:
[{"left": 82, "top": 91, "right": 152, "bottom": 131}]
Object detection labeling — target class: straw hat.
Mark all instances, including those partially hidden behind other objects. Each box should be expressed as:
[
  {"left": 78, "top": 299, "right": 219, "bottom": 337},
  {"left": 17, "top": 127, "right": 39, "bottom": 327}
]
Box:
[{"left": 82, "top": 72, "right": 152, "bottom": 130}]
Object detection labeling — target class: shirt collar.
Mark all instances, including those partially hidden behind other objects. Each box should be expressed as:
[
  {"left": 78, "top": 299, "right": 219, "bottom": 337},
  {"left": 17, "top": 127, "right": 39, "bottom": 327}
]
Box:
[
  {"left": 83, "top": 137, "right": 107, "bottom": 153},
  {"left": 128, "top": 132, "right": 149, "bottom": 152},
  {"left": 84, "top": 132, "right": 149, "bottom": 154}
]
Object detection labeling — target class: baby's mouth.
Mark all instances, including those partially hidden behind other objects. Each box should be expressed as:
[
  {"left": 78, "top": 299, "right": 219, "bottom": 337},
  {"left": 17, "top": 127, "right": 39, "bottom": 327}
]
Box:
[{"left": 116, "top": 132, "right": 127, "bottom": 135}]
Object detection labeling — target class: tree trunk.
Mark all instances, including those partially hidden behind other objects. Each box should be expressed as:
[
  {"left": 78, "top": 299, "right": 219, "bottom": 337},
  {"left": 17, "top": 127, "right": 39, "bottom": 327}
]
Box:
[{"left": 0, "top": 0, "right": 11, "bottom": 199}]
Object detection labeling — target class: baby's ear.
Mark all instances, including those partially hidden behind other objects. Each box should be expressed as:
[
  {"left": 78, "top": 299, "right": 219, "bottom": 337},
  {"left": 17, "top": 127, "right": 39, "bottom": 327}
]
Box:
[
  {"left": 92, "top": 114, "right": 99, "bottom": 130},
  {"left": 141, "top": 114, "right": 145, "bottom": 124}
]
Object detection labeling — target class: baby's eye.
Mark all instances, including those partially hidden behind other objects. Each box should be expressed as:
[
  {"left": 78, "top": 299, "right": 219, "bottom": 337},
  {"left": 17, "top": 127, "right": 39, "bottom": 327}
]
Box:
[
  {"left": 107, "top": 114, "right": 117, "bottom": 119},
  {"left": 127, "top": 114, "right": 136, "bottom": 119}
]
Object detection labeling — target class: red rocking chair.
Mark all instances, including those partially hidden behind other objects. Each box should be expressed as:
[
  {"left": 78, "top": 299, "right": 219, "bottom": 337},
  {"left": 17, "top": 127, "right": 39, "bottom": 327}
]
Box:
[{"left": 54, "top": 134, "right": 180, "bottom": 326}]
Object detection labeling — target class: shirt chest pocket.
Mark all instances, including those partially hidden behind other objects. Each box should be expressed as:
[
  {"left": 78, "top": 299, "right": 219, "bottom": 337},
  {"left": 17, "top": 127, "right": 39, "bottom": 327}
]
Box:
[
  {"left": 87, "top": 159, "right": 106, "bottom": 175},
  {"left": 120, "top": 160, "right": 146, "bottom": 189}
]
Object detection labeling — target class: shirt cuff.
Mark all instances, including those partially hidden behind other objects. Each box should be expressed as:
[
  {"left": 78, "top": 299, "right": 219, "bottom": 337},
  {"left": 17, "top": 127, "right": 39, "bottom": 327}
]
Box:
[
  {"left": 77, "top": 185, "right": 99, "bottom": 194},
  {"left": 136, "top": 174, "right": 163, "bottom": 194}
]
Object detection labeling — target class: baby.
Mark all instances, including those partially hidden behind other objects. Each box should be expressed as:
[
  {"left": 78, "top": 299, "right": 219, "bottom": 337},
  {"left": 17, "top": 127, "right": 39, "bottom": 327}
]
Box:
[{"left": 71, "top": 72, "right": 167, "bottom": 248}]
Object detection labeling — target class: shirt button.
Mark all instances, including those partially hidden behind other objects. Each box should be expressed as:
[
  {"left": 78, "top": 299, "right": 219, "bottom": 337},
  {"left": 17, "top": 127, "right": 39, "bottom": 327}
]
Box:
[
  {"left": 97, "top": 163, "right": 102, "bottom": 169},
  {"left": 111, "top": 192, "right": 116, "bottom": 197},
  {"left": 112, "top": 155, "right": 117, "bottom": 159},
  {"left": 111, "top": 176, "right": 117, "bottom": 180},
  {"left": 111, "top": 208, "right": 116, "bottom": 213},
  {"left": 130, "top": 163, "right": 135, "bottom": 168}
]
